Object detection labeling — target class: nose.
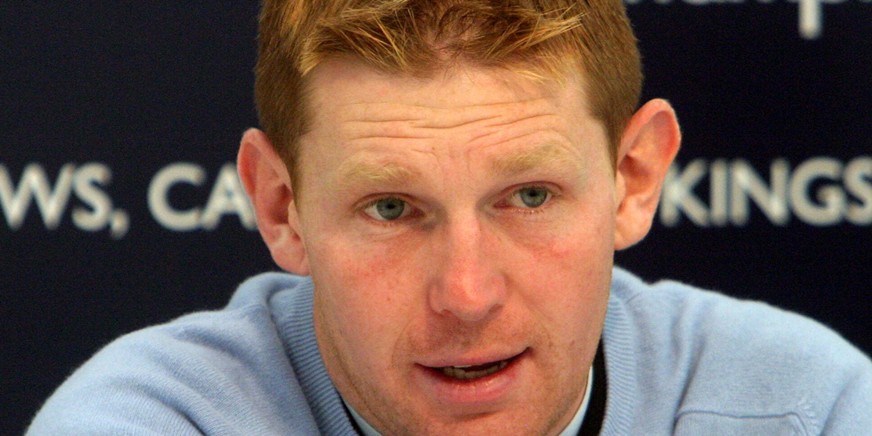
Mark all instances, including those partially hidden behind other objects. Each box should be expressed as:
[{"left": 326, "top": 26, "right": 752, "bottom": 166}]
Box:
[{"left": 427, "top": 215, "right": 507, "bottom": 323}]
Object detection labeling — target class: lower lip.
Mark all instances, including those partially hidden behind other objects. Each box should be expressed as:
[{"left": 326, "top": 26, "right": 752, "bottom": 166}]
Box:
[{"left": 414, "top": 350, "right": 528, "bottom": 408}]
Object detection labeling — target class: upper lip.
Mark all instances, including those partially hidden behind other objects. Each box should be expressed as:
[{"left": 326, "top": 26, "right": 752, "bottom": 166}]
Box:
[{"left": 417, "top": 348, "right": 527, "bottom": 368}]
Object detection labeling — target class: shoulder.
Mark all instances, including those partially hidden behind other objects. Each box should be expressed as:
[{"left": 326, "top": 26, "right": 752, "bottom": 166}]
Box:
[
  {"left": 606, "top": 267, "right": 872, "bottom": 435},
  {"left": 27, "top": 273, "right": 320, "bottom": 435}
]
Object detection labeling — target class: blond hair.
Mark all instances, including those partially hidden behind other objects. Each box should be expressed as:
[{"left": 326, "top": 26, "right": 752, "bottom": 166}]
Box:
[{"left": 256, "top": 0, "right": 642, "bottom": 183}]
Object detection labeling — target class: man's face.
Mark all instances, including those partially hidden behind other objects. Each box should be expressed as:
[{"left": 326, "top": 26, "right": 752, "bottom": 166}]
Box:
[{"left": 293, "top": 59, "right": 617, "bottom": 435}]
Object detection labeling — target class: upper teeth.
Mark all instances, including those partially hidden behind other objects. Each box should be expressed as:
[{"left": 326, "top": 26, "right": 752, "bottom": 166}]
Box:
[{"left": 441, "top": 360, "right": 508, "bottom": 380}]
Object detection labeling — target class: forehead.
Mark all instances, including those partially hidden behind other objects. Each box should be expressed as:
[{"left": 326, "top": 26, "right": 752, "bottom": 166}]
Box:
[
  {"left": 302, "top": 58, "right": 591, "bottom": 131},
  {"left": 293, "top": 58, "right": 607, "bottom": 193}
]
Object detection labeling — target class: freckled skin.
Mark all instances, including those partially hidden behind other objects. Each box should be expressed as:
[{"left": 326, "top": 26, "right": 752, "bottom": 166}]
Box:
[{"left": 294, "top": 59, "right": 616, "bottom": 435}]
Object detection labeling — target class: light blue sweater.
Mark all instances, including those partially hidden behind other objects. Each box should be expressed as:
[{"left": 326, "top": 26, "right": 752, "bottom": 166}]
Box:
[{"left": 27, "top": 268, "right": 872, "bottom": 435}]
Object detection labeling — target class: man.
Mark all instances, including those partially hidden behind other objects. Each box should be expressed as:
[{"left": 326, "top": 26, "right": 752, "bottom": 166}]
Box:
[{"left": 28, "top": 0, "right": 871, "bottom": 434}]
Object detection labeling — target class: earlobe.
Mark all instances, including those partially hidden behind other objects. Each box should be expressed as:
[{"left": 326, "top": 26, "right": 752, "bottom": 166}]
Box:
[
  {"left": 613, "top": 99, "right": 681, "bottom": 250},
  {"left": 237, "top": 128, "right": 310, "bottom": 275}
]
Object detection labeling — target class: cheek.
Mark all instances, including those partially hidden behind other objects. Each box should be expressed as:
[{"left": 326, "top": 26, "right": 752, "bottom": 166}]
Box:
[
  {"left": 308, "top": 233, "right": 421, "bottom": 365},
  {"left": 504, "top": 195, "right": 615, "bottom": 336},
  {"left": 509, "top": 193, "right": 616, "bottom": 273},
  {"left": 519, "top": 232, "right": 611, "bottom": 320}
]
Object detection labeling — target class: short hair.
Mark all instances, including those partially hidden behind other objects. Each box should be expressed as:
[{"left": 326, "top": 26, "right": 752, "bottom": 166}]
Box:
[{"left": 255, "top": 0, "right": 642, "bottom": 186}]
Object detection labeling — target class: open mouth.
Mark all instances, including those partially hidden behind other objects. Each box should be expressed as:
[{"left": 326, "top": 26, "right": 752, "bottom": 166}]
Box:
[
  {"left": 439, "top": 360, "right": 509, "bottom": 380},
  {"left": 430, "top": 350, "right": 525, "bottom": 381}
]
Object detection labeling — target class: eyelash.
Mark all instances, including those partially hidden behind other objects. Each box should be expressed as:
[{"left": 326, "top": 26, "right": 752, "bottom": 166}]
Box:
[
  {"left": 499, "top": 184, "right": 555, "bottom": 213},
  {"left": 358, "top": 195, "right": 419, "bottom": 226}
]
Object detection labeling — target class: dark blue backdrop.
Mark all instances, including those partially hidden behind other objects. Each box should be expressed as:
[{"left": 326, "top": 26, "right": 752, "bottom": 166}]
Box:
[{"left": 2, "top": 2, "right": 869, "bottom": 434}]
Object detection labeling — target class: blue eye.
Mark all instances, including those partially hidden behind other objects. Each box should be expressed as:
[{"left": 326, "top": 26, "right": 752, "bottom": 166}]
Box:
[
  {"left": 363, "top": 197, "right": 409, "bottom": 221},
  {"left": 509, "top": 186, "right": 550, "bottom": 208}
]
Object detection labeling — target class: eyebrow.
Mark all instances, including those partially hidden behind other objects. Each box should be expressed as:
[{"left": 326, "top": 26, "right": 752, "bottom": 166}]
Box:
[
  {"left": 490, "top": 143, "right": 581, "bottom": 178},
  {"left": 333, "top": 159, "right": 420, "bottom": 192},
  {"left": 332, "top": 143, "right": 581, "bottom": 192}
]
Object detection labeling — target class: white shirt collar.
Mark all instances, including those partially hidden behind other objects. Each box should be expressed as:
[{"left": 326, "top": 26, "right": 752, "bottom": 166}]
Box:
[{"left": 560, "top": 363, "right": 594, "bottom": 436}]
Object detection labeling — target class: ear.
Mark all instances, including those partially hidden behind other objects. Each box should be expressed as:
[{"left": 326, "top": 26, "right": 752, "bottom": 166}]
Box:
[
  {"left": 613, "top": 99, "right": 681, "bottom": 250},
  {"left": 237, "top": 128, "right": 310, "bottom": 275}
]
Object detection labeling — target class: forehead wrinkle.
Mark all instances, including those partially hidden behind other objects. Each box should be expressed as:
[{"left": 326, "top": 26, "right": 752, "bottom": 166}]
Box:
[
  {"left": 466, "top": 112, "right": 562, "bottom": 147},
  {"left": 407, "top": 99, "right": 550, "bottom": 130},
  {"left": 339, "top": 98, "right": 552, "bottom": 130}
]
